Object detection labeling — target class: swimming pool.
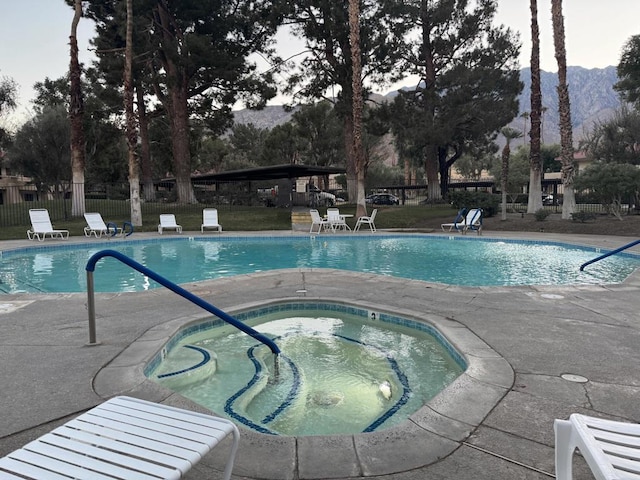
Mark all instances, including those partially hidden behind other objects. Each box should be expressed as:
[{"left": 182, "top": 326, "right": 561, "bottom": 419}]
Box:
[
  {"left": 146, "top": 302, "right": 465, "bottom": 435},
  {"left": 1, "top": 235, "right": 639, "bottom": 293}
]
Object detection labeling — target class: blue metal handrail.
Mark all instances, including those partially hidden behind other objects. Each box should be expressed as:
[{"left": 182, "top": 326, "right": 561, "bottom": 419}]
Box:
[
  {"left": 580, "top": 239, "right": 640, "bottom": 271},
  {"left": 85, "top": 249, "right": 280, "bottom": 354}
]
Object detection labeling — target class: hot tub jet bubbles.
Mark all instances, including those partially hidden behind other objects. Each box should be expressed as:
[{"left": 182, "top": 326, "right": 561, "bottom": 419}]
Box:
[{"left": 379, "top": 380, "right": 392, "bottom": 400}]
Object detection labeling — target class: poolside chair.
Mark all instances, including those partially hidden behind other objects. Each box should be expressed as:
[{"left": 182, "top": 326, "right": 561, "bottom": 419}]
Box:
[
  {"left": 27, "top": 208, "right": 69, "bottom": 241},
  {"left": 460, "top": 208, "right": 483, "bottom": 235},
  {"left": 554, "top": 413, "right": 640, "bottom": 479},
  {"left": 84, "top": 212, "right": 122, "bottom": 238},
  {"left": 327, "top": 207, "right": 351, "bottom": 232},
  {"left": 158, "top": 214, "right": 182, "bottom": 234},
  {"left": 201, "top": 208, "right": 222, "bottom": 233},
  {"left": 309, "top": 209, "right": 330, "bottom": 234},
  {"left": 443, "top": 208, "right": 483, "bottom": 235},
  {"left": 0, "top": 395, "right": 240, "bottom": 480},
  {"left": 441, "top": 208, "right": 468, "bottom": 232},
  {"left": 354, "top": 209, "right": 377, "bottom": 232}
]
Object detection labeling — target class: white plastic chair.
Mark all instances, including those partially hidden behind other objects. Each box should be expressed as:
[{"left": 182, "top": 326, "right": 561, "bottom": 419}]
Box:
[
  {"left": 309, "top": 209, "right": 330, "bottom": 234},
  {"left": 27, "top": 209, "right": 69, "bottom": 241},
  {"left": 327, "top": 208, "right": 351, "bottom": 232},
  {"left": 84, "top": 212, "right": 122, "bottom": 238},
  {"left": 201, "top": 208, "right": 222, "bottom": 233},
  {"left": 555, "top": 414, "right": 640, "bottom": 479},
  {"left": 158, "top": 214, "right": 182, "bottom": 234},
  {"left": 354, "top": 209, "right": 377, "bottom": 232}
]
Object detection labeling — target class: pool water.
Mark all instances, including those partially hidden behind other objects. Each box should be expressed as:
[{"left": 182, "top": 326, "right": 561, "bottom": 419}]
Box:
[
  {"left": 147, "top": 307, "right": 464, "bottom": 435},
  {"left": 1, "top": 235, "right": 639, "bottom": 293}
]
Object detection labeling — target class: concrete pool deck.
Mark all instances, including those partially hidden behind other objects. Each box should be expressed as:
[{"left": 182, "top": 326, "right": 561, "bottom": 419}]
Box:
[{"left": 1, "top": 230, "right": 640, "bottom": 479}]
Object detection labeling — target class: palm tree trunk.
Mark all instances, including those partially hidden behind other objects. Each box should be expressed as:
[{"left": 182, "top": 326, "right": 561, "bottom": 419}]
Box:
[
  {"left": 348, "top": 0, "right": 367, "bottom": 217},
  {"left": 69, "top": 0, "right": 86, "bottom": 217},
  {"left": 125, "top": 0, "right": 142, "bottom": 225},
  {"left": 527, "top": 0, "right": 543, "bottom": 214},
  {"left": 551, "top": 0, "right": 576, "bottom": 218},
  {"left": 501, "top": 143, "right": 510, "bottom": 221}
]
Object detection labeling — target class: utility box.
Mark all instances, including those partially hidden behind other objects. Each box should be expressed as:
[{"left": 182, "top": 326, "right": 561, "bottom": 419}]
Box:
[{"left": 291, "top": 207, "right": 312, "bottom": 232}]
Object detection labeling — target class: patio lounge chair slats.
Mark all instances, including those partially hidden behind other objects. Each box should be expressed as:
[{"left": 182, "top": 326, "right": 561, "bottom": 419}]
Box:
[
  {"left": 0, "top": 396, "right": 240, "bottom": 480},
  {"left": 26, "top": 209, "right": 69, "bottom": 241},
  {"left": 555, "top": 413, "right": 640, "bottom": 479}
]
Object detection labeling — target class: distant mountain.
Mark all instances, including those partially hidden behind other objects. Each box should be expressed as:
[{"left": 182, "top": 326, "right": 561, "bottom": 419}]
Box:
[
  {"left": 233, "top": 66, "right": 621, "bottom": 146},
  {"left": 231, "top": 105, "right": 300, "bottom": 130},
  {"left": 513, "top": 65, "right": 620, "bottom": 145}
]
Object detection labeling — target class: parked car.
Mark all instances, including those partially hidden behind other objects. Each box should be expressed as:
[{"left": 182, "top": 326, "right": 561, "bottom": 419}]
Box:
[
  {"left": 309, "top": 187, "right": 336, "bottom": 207},
  {"left": 542, "top": 194, "right": 562, "bottom": 206},
  {"left": 366, "top": 193, "right": 399, "bottom": 205}
]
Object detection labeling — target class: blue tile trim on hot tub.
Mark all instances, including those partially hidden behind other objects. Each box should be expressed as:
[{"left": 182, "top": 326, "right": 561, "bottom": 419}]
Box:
[{"left": 145, "top": 301, "right": 468, "bottom": 377}]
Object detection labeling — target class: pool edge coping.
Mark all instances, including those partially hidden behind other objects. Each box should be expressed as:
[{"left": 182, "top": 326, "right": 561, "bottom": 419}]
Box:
[{"left": 92, "top": 293, "right": 514, "bottom": 479}]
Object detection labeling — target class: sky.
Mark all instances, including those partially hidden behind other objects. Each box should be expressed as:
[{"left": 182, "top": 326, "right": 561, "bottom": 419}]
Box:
[{"left": 1, "top": 0, "right": 639, "bottom": 126}]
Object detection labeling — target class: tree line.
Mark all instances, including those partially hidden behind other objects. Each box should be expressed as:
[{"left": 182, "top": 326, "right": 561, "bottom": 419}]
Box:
[{"left": 0, "top": 0, "right": 639, "bottom": 222}]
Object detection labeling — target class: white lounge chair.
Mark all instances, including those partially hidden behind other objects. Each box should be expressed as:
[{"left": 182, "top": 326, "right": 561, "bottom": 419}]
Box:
[
  {"left": 158, "top": 214, "right": 182, "bottom": 234},
  {"left": 354, "top": 209, "right": 377, "bottom": 232},
  {"left": 84, "top": 212, "right": 122, "bottom": 238},
  {"left": 309, "top": 209, "right": 330, "bottom": 234},
  {"left": 27, "top": 209, "right": 69, "bottom": 241},
  {"left": 442, "top": 208, "right": 483, "bottom": 235},
  {"left": 327, "top": 208, "right": 351, "bottom": 232},
  {"left": 554, "top": 413, "right": 640, "bottom": 480},
  {"left": 441, "top": 208, "right": 468, "bottom": 232},
  {"left": 461, "top": 208, "right": 483, "bottom": 235},
  {"left": 201, "top": 208, "right": 222, "bottom": 233},
  {"left": 0, "top": 395, "right": 240, "bottom": 480}
]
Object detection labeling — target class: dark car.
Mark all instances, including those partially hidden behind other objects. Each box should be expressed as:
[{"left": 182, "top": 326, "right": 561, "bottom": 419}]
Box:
[{"left": 366, "top": 193, "right": 399, "bottom": 205}]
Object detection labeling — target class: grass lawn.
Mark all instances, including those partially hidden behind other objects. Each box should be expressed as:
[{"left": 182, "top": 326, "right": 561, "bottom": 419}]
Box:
[{"left": 1, "top": 204, "right": 457, "bottom": 241}]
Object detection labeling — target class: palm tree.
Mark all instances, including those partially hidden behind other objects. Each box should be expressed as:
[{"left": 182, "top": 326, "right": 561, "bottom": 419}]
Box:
[
  {"left": 501, "top": 127, "right": 523, "bottom": 221},
  {"left": 348, "top": 0, "right": 367, "bottom": 217},
  {"left": 124, "top": 0, "right": 142, "bottom": 226},
  {"left": 551, "top": 0, "right": 576, "bottom": 219},
  {"left": 520, "top": 111, "right": 530, "bottom": 146},
  {"left": 69, "top": 0, "right": 86, "bottom": 217},
  {"left": 527, "top": 0, "right": 543, "bottom": 214}
]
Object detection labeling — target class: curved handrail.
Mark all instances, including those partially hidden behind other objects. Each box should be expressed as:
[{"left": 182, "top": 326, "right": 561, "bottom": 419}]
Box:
[
  {"left": 85, "top": 249, "right": 280, "bottom": 354},
  {"left": 580, "top": 239, "right": 640, "bottom": 271}
]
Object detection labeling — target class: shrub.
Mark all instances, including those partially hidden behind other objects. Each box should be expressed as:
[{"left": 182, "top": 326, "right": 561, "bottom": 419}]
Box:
[
  {"left": 534, "top": 208, "right": 551, "bottom": 221},
  {"left": 447, "top": 191, "right": 500, "bottom": 217},
  {"left": 571, "top": 211, "right": 597, "bottom": 223}
]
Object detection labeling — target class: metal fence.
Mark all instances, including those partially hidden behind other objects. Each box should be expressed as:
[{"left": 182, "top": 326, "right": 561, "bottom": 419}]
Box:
[
  {"left": 0, "top": 180, "right": 347, "bottom": 227},
  {"left": 0, "top": 181, "right": 624, "bottom": 228}
]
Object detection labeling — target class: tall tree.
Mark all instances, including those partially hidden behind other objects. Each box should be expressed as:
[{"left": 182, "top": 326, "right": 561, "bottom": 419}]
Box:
[
  {"left": 285, "top": 0, "right": 406, "bottom": 204},
  {"left": 86, "top": 0, "right": 283, "bottom": 204},
  {"left": 520, "top": 111, "right": 529, "bottom": 146},
  {"left": 9, "top": 107, "right": 72, "bottom": 194},
  {"left": 0, "top": 73, "right": 17, "bottom": 155},
  {"left": 291, "top": 102, "right": 344, "bottom": 170},
  {"left": 500, "top": 127, "right": 523, "bottom": 220},
  {"left": 33, "top": 74, "right": 128, "bottom": 185},
  {"left": 348, "top": 0, "right": 366, "bottom": 217},
  {"left": 581, "top": 106, "right": 640, "bottom": 165},
  {"left": 0, "top": 73, "right": 17, "bottom": 115},
  {"left": 124, "top": 0, "right": 142, "bottom": 226},
  {"left": 395, "top": 0, "right": 522, "bottom": 199},
  {"left": 551, "top": 0, "right": 575, "bottom": 218},
  {"left": 149, "top": 0, "right": 282, "bottom": 203},
  {"left": 527, "top": 0, "right": 543, "bottom": 213},
  {"left": 615, "top": 35, "right": 640, "bottom": 109},
  {"left": 69, "top": 0, "right": 87, "bottom": 217}
]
